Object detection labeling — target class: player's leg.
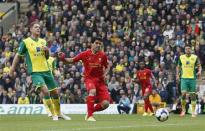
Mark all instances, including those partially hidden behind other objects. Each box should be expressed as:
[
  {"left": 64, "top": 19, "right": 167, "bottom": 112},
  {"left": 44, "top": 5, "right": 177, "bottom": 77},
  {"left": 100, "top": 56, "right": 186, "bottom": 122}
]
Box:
[
  {"left": 146, "top": 86, "right": 154, "bottom": 115},
  {"left": 42, "top": 98, "right": 52, "bottom": 117},
  {"left": 85, "top": 79, "right": 97, "bottom": 121},
  {"left": 189, "top": 79, "right": 197, "bottom": 117},
  {"left": 45, "top": 71, "right": 71, "bottom": 120},
  {"left": 143, "top": 87, "right": 154, "bottom": 116},
  {"left": 94, "top": 82, "right": 110, "bottom": 112},
  {"left": 180, "top": 79, "right": 189, "bottom": 117},
  {"left": 142, "top": 89, "right": 148, "bottom": 116},
  {"left": 31, "top": 73, "right": 55, "bottom": 118}
]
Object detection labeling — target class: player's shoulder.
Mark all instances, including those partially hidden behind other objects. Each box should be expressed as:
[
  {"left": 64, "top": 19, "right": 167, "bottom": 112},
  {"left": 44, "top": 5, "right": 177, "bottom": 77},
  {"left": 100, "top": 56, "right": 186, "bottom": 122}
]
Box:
[
  {"left": 180, "top": 54, "right": 186, "bottom": 59},
  {"left": 22, "top": 37, "right": 31, "bottom": 43},
  {"left": 38, "top": 38, "right": 47, "bottom": 44},
  {"left": 82, "top": 49, "right": 91, "bottom": 54},
  {"left": 145, "top": 68, "right": 151, "bottom": 72},
  {"left": 98, "top": 51, "right": 107, "bottom": 56},
  {"left": 191, "top": 54, "right": 198, "bottom": 58}
]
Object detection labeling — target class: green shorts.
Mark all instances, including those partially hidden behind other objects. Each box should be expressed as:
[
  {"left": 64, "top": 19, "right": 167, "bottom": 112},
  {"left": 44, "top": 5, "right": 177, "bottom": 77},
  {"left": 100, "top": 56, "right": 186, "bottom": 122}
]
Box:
[
  {"left": 180, "top": 78, "right": 196, "bottom": 93},
  {"left": 31, "top": 71, "right": 58, "bottom": 91}
]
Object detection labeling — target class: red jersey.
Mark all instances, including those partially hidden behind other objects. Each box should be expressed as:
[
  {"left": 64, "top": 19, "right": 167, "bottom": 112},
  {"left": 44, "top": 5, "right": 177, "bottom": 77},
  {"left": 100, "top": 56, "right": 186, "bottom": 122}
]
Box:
[
  {"left": 136, "top": 68, "right": 152, "bottom": 87},
  {"left": 73, "top": 49, "right": 108, "bottom": 81}
]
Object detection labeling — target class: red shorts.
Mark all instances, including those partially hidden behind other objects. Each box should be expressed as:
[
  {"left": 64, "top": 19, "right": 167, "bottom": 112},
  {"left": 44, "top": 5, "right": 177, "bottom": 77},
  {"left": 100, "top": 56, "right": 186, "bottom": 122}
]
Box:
[
  {"left": 85, "top": 79, "right": 110, "bottom": 102},
  {"left": 142, "top": 85, "right": 152, "bottom": 96}
]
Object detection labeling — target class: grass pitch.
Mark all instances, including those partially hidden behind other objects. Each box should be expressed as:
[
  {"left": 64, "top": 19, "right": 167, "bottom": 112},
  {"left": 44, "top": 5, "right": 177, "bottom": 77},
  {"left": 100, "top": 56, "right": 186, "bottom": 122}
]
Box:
[{"left": 0, "top": 114, "right": 205, "bottom": 131}]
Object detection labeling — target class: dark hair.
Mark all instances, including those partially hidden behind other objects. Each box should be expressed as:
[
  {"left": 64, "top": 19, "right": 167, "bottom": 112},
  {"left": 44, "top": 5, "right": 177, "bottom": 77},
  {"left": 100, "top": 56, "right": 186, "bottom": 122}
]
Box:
[{"left": 91, "top": 37, "right": 102, "bottom": 43}]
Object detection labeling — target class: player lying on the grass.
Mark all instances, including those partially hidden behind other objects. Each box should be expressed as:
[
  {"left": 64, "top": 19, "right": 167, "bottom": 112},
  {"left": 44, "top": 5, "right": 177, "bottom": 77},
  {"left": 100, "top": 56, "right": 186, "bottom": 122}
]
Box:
[
  {"left": 9, "top": 21, "right": 70, "bottom": 121},
  {"left": 134, "top": 61, "right": 157, "bottom": 116},
  {"left": 59, "top": 37, "right": 110, "bottom": 121}
]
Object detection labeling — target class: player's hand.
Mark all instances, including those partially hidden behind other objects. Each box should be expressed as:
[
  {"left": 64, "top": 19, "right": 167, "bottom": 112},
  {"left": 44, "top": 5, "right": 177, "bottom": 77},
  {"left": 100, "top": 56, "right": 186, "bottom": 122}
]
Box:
[
  {"left": 197, "top": 72, "right": 201, "bottom": 79},
  {"left": 58, "top": 52, "right": 66, "bottom": 61},
  {"left": 42, "top": 46, "right": 49, "bottom": 51},
  {"left": 42, "top": 46, "right": 49, "bottom": 59}
]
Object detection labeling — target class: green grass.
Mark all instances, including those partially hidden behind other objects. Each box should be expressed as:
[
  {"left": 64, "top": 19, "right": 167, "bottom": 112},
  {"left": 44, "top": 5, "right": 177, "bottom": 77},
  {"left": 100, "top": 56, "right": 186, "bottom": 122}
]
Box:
[{"left": 0, "top": 114, "right": 205, "bottom": 131}]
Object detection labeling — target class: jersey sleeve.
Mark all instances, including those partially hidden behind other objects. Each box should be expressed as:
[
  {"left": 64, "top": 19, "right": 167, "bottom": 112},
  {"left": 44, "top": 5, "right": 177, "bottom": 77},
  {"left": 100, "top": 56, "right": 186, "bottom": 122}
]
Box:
[
  {"left": 147, "top": 69, "right": 152, "bottom": 76},
  {"left": 73, "top": 52, "right": 85, "bottom": 63},
  {"left": 53, "top": 59, "right": 57, "bottom": 70},
  {"left": 17, "top": 41, "right": 27, "bottom": 56}
]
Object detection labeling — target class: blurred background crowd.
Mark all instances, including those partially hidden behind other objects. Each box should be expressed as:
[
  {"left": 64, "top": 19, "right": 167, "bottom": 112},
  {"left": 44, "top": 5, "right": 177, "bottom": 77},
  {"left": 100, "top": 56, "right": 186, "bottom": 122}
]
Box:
[{"left": 0, "top": 0, "right": 205, "bottom": 113}]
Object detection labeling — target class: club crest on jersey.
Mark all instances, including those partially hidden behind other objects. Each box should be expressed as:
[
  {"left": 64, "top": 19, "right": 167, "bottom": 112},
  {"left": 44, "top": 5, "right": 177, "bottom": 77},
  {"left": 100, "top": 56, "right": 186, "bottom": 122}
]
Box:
[
  {"left": 36, "top": 47, "right": 41, "bottom": 52},
  {"left": 186, "top": 61, "right": 190, "bottom": 65}
]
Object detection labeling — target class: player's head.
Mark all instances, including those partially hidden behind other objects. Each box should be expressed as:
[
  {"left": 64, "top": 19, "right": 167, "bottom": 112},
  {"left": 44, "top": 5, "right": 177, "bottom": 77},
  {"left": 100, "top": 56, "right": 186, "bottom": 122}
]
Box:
[
  {"left": 139, "top": 60, "right": 145, "bottom": 69},
  {"left": 30, "top": 21, "right": 41, "bottom": 37},
  {"left": 91, "top": 37, "right": 103, "bottom": 53},
  {"left": 185, "top": 44, "right": 192, "bottom": 56}
]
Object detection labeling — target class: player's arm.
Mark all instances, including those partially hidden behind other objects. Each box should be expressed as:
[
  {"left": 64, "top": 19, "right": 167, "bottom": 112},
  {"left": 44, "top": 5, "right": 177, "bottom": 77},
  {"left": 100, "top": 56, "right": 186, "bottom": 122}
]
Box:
[
  {"left": 102, "top": 55, "right": 110, "bottom": 76},
  {"left": 42, "top": 41, "right": 49, "bottom": 59},
  {"left": 58, "top": 52, "right": 84, "bottom": 63},
  {"left": 196, "top": 57, "right": 202, "bottom": 78},
  {"left": 10, "top": 41, "right": 26, "bottom": 77},
  {"left": 10, "top": 54, "right": 21, "bottom": 77},
  {"left": 176, "top": 57, "right": 182, "bottom": 81},
  {"left": 151, "top": 72, "right": 157, "bottom": 87}
]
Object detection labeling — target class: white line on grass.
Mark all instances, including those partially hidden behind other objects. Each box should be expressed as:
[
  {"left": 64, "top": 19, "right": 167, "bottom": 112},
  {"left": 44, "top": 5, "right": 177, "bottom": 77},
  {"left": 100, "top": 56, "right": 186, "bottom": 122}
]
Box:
[{"left": 41, "top": 123, "right": 200, "bottom": 131}]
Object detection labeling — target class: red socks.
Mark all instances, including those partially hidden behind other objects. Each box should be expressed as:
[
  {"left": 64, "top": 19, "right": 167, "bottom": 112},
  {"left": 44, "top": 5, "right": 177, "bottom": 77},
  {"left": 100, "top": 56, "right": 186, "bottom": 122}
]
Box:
[
  {"left": 87, "top": 96, "right": 95, "bottom": 117},
  {"left": 144, "top": 99, "right": 154, "bottom": 113},
  {"left": 94, "top": 103, "right": 103, "bottom": 112}
]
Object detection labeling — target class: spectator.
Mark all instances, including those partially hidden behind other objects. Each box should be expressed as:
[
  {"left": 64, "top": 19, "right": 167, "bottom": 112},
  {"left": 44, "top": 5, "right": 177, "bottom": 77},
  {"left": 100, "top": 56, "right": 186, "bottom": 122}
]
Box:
[
  {"left": 18, "top": 92, "right": 30, "bottom": 104},
  {"left": 117, "top": 90, "right": 131, "bottom": 114},
  {"left": 149, "top": 90, "right": 162, "bottom": 109}
]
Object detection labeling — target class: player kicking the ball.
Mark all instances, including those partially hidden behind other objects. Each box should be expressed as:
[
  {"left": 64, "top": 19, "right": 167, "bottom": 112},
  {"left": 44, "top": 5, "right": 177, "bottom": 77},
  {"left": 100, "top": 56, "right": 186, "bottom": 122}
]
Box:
[{"left": 59, "top": 37, "right": 110, "bottom": 121}]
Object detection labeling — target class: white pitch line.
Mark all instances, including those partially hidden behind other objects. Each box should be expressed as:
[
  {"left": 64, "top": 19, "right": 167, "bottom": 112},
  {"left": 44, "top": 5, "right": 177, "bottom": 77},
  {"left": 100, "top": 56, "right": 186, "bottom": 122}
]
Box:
[{"left": 41, "top": 123, "right": 200, "bottom": 131}]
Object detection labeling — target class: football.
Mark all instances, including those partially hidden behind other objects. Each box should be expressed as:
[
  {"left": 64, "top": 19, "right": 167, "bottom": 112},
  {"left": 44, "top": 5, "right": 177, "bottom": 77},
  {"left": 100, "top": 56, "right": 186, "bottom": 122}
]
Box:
[{"left": 155, "top": 108, "right": 169, "bottom": 122}]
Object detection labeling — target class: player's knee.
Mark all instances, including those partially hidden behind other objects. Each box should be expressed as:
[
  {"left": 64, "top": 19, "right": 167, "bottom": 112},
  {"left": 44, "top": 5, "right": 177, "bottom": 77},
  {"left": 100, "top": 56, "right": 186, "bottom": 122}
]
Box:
[
  {"left": 88, "top": 89, "right": 96, "bottom": 96},
  {"left": 50, "top": 88, "right": 59, "bottom": 95},
  {"left": 190, "top": 93, "right": 197, "bottom": 101},
  {"left": 40, "top": 86, "right": 49, "bottom": 96},
  {"left": 101, "top": 100, "right": 109, "bottom": 109}
]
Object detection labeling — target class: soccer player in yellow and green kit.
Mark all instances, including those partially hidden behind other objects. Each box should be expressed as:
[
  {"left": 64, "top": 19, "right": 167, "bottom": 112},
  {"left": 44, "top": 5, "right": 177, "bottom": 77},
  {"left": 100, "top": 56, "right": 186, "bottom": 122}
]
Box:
[
  {"left": 9, "top": 21, "right": 71, "bottom": 121},
  {"left": 176, "top": 44, "right": 202, "bottom": 117}
]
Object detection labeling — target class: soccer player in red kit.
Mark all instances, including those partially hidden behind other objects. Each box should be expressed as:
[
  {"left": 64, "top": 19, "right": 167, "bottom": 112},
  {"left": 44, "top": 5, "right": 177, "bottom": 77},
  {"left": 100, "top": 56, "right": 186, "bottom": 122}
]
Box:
[
  {"left": 135, "top": 61, "right": 156, "bottom": 116},
  {"left": 59, "top": 37, "right": 110, "bottom": 121}
]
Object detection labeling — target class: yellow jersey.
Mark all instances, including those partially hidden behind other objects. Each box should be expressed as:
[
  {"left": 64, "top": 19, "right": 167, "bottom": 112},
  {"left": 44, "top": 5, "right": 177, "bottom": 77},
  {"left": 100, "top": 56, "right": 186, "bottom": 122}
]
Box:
[
  {"left": 178, "top": 54, "right": 200, "bottom": 79},
  {"left": 47, "top": 56, "right": 56, "bottom": 73},
  {"left": 18, "top": 37, "right": 50, "bottom": 74},
  {"left": 18, "top": 97, "right": 30, "bottom": 104}
]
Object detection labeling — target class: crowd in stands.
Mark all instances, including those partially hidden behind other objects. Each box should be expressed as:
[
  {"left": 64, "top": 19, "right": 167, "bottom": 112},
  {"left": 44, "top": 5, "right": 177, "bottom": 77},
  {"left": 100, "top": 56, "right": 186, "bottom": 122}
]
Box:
[{"left": 0, "top": 0, "right": 205, "bottom": 113}]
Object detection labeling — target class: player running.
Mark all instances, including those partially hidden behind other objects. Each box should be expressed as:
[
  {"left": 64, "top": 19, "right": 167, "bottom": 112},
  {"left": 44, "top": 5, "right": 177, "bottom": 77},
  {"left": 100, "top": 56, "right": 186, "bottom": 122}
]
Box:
[{"left": 135, "top": 61, "right": 156, "bottom": 116}]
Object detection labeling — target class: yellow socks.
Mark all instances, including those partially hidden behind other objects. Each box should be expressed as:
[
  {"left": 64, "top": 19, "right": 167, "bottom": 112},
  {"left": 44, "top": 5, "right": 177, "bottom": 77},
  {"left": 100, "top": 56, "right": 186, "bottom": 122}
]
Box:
[
  {"left": 52, "top": 96, "right": 60, "bottom": 116},
  {"left": 43, "top": 96, "right": 55, "bottom": 116}
]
